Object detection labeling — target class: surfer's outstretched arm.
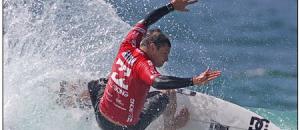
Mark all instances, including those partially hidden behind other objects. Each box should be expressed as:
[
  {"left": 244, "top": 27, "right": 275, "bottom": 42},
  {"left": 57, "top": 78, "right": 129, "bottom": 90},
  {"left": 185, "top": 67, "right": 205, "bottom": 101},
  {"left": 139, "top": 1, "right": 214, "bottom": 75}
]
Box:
[
  {"left": 152, "top": 68, "right": 221, "bottom": 89},
  {"left": 121, "top": 0, "right": 198, "bottom": 50},
  {"left": 138, "top": 3, "right": 174, "bottom": 28},
  {"left": 152, "top": 69, "right": 221, "bottom": 89}
]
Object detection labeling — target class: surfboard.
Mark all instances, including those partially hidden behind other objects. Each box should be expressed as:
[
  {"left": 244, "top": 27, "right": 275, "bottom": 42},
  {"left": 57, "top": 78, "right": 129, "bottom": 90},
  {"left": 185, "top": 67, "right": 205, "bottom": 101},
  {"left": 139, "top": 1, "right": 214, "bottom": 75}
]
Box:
[
  {"left": 55, "top": 79, "right": 281, "bottom": 130},
  {"left": 146, "top": 88, "right": 281, "bottom": 130}
]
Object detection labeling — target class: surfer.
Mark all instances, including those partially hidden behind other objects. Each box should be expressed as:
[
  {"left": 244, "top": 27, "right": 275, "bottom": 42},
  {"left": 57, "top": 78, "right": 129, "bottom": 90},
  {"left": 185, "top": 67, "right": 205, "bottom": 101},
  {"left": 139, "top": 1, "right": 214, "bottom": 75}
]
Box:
[{"left": 87, "top": 0, "right": 221, "bottom": 130}]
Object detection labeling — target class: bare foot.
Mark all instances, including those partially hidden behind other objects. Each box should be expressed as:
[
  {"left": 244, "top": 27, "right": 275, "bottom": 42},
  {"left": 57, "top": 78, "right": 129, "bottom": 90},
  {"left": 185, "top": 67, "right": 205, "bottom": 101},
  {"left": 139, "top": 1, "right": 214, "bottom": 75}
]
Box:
[
  {"left": 56, "top": 81, "right": 92, "bottom": 109},
  {"left": 79, "top": 90, "right": 90, "bottom": 102}
]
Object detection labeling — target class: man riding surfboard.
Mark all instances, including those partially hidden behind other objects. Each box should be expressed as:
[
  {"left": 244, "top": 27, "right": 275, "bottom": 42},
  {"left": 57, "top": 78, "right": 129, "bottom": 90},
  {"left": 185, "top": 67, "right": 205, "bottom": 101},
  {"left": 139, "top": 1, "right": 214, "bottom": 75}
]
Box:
[{"left": 68, "top": 0, "right": 221, "bottom": 129}]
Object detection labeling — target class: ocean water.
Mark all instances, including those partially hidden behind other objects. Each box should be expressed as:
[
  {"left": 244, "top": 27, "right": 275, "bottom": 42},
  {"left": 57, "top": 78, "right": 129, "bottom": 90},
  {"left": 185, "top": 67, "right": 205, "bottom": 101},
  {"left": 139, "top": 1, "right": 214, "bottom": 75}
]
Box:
[{"left": 3, "top": 0, "right": 297, "bottom": 130}]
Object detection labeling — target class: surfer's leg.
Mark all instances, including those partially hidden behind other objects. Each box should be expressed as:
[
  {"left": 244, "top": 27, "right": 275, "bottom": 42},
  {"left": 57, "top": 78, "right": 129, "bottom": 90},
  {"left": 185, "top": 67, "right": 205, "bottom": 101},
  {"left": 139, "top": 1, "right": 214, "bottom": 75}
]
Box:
[
  {"left": 127, "top": 91, "right": 169, "bottom": 130},
  {"left": 163, "top": 90, "right": 190, "bottom": 130},
  {"left": 88, "top": 78, "right": 129, "bottom": 130},
  {"left": 87, "top": 78, "right": 107, "bottom": 111},
  {"left": 162, "top": 90, "right": 177, "bottom": 130}
]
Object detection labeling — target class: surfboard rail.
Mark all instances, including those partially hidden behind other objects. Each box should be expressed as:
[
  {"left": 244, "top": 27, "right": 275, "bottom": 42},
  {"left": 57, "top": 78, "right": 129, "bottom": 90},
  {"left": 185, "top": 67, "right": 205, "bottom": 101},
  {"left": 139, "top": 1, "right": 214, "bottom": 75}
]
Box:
[{"left": 147, "top": 88, "right": 281, "bottom": 130}]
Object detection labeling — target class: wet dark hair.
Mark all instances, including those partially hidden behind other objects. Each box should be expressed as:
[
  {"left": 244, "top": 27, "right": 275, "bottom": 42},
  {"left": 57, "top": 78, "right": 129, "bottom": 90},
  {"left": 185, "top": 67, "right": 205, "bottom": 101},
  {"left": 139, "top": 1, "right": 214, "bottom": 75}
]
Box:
[{"left": 140, "top": 29, "right": 171, "bottom": 49}]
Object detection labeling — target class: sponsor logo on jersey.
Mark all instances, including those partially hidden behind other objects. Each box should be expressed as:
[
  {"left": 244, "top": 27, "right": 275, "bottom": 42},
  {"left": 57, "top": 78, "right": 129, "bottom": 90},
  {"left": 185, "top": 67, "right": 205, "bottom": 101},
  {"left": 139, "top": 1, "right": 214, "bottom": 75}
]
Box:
[
  {"left": 127, "top": 98, "right": 135, "bottom": 122},
  {"left": 122, "top": 51, "right": 137, "bottom": 66},
  {"left": 111, "top": 58, "right": 132, "bottom": 98}
]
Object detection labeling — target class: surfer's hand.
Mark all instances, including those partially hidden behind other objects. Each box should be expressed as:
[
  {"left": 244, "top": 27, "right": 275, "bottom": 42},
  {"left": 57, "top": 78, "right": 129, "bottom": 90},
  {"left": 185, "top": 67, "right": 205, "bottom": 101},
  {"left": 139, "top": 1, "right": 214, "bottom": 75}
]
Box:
[
  {"left": 171, "top": 0, "right": 198, "bottom": 12},
  {"left": 192, "top": 67, "right": 221, "bottom": 86}
]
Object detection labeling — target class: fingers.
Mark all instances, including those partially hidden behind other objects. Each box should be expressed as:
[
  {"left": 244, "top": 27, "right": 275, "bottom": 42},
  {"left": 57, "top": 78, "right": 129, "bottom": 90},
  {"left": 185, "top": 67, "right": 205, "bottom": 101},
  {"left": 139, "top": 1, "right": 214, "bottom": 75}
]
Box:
[
  {"left": 194, "top": 69, "right": 221, "bottom": 85},
  {"left": 182, "top": 8, "right": 189, "bottom": 12},
  {"left": 207, "top": 73, "right": 221, "bottom": 81},
  {"left": 182, "top": 0, "right": 198, "bottom": 12},
  {"left": 205, "top": 66, "right": 210, "bottom": 73},
  {"left": 207, "top": 76, "right": 219, "bottom": 81},
  {"left": 207, "top": 71, "right": 221, "bottom": 80},
  {"left": 187, "top": 0, "right": 198, "bottom": 5},
  {"left": 207, "top": 70, "right": 221, "bottom": 76},
  {"left": 172, "top": 0, "right": 198, "bottom": 12},
  {"left": 183, "top": 0, "right": 198, "bottom": 4}
]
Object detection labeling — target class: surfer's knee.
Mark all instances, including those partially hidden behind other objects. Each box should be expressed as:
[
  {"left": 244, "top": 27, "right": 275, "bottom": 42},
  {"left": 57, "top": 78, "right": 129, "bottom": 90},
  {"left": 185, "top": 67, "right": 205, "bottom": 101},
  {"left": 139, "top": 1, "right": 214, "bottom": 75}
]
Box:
[
  {"left": 88, "top": 78, "right": 107, "bottom": 90},
  {"left": 87, "top": 80, "right": 97, "bottom": 90},
  {"left": 153, "top": 92, "right": 170, "bottom": 111}
]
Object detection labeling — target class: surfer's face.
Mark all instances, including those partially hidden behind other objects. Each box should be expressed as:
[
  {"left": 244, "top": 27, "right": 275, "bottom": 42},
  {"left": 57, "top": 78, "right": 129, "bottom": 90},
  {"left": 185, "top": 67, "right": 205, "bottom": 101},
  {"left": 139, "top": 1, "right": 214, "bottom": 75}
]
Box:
[{"left": 152, "top": 44, "right": 170, "bottom": 67}]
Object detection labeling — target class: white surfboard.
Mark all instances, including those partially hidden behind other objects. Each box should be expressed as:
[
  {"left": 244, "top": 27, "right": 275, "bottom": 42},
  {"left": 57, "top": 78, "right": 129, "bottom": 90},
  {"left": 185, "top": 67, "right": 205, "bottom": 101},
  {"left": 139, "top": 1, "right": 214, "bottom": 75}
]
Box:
[
  {"left": 54, "top": 79, "right": 280, "bottom": 130},
  {"left": 146, "top": 88, "right": 281, "bottom": 130}
]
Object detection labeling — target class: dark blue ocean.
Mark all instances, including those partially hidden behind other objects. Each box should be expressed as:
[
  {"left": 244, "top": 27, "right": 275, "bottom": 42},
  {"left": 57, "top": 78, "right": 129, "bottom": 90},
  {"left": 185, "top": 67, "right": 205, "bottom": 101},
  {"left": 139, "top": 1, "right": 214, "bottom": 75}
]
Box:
[{"left": 3, "top": 0, "right": 297, "bottom": 129}]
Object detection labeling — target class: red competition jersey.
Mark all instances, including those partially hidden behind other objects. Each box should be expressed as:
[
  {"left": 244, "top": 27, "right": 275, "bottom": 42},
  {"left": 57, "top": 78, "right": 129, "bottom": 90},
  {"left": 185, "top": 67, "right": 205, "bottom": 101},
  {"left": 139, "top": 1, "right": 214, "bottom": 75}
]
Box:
[{"left": 99, "top": 23, "right": 161, "bottom": 126}]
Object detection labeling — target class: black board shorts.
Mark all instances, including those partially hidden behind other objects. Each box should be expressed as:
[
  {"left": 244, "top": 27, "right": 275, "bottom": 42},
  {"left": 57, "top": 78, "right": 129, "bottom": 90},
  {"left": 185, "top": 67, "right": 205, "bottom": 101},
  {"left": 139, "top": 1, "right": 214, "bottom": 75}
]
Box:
[{"left": 87, "top": 78, "right": 169, "bottom": 130}]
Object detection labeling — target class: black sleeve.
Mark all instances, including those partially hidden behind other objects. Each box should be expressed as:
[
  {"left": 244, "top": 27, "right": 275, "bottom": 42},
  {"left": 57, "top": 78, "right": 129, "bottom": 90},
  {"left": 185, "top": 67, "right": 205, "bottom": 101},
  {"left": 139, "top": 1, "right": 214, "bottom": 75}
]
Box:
[
  {"left": 152, "top": 75, "right": 194, "bottom": 89},
  {"left": 140, "top": 3, "right": 175, "bottom": 28}
]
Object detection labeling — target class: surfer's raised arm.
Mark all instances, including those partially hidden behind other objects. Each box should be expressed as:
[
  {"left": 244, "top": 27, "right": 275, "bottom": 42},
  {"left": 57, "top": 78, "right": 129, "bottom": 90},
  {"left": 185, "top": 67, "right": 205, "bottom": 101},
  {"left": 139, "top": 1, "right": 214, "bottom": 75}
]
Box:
[
  {"left": 139, "top": 0, "right": 198, "bottom": 28},
  {"left": 121, "top": 0, "right": 198, "bottom": 49}
]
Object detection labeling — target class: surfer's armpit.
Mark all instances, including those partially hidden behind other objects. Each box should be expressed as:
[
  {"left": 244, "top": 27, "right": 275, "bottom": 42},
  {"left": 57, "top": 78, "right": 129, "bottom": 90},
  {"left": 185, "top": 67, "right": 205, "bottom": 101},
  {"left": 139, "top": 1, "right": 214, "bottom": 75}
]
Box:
[
  {"left": 139, "top": 3, "right": 174, "bottom": 28},
  {"left": 152, "top": 75, "right": 193, "bottom": 89}
]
